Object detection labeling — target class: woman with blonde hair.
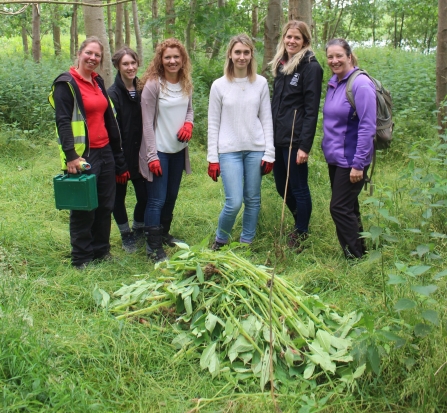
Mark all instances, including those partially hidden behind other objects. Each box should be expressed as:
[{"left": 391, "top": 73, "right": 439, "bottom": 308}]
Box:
[
  {"left": 207, "top": 34, "right": 274, "bottom": 250},
  {"left": 270, "top": 21, "right": 323, "bottom": 252},
  {"left": 139, "top": 38, "right": 194, "bottom": 262}
]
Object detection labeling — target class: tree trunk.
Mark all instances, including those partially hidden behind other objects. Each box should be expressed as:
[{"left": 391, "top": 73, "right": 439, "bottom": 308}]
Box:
[
  {"left": 132, "top": 0, "right": 143, "bottom": 64},
  {"left": 262, "top": 0, "right": 281, "bottom": 77},
  {"left": 107, "top": 3, "right": 114, "bottom": 54},
  {"left": 21, "top": 20, "right": 29, "bottom": 56},
  {"left": 252, "top": 1, "right": 258, "bottom": 38},
  {"left": 437, "top": 0, "right": 447, "bottom": 133},
  {"left": 52, "top": 5, "right": 62, "bottom": 56},
  {"left": 185, "top": 0, "right": 197, "bottom": 56},
  {"left": 165, "top": 0, "right": 175, "bottom": 38},
  {"left": 115, "top": 3, "right": 124, "bottom": 50},
  {"left": 398, "top": 13, "right": 404, "bottom": 48},
  {"left": 322, "top": 0, "right": 331, "bottom": 44},
  {"left": 32, "top": 4, "right": 41, "bottom": 63},
  {"left": 124, "top": 4, "right": 131, "bottom": 46},
  {"left": 152, "top": 0, "right": 159, "bottom": 51},
  {"left": 70, "top": 1, "right": 78, "bottom": 61},
  {"left": 83, "top": 0, "right": 114, "bottom": 87},
  {"left": 289, "top": 0, "right": 312, "bottom": 28},
  {"left": 210, "top": 0, "right": 225, "bottom": 60}
]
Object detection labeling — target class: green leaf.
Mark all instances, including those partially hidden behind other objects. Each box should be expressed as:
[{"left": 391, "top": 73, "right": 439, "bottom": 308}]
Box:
[
  {"left": 200, "top": 342, "right": 216, "bottom": 370},
  {"left": 421, "top": 310, "right": 439, "bottom": 326},
  {"left": 368, "top": 250, "right": 382, "bottom": 262},
  {"left": 316, "top": 330, "right": 332, "bottom": 353},
  {"left": 430, "top": 232, "right": 447, "bottom": 239},
  {"left": 367, "top": 345, "right": 380, "bottom": 374},
  {"left": 408, "top": 265, "right": 431, "bottom": 276},
  {"left": 92, "top": 286, "right": 110, "bottom": 308},
  {"left": 433, "top": 269, "right": 447, "bottom": 280},
  {"left": 260, "top": 348, "right": 270, "bottom": 391},
  {"left": 379, "top": 208, "right": 400, "bottom": 224},
  {"left": 387, "top": 274, "right": 406, "bottom": 285},
  {"left": 205, "top": 313, "right": 218, "bottom": 333},
  {"left": 262, "top": 326, "right": 275, "bottom": 343},
  {"left": 196, "top": 264, "right": 204, "bottom": 283},
  {"left": 175, "top": 242, "right": 189, "bottom": 250},
  {"left": 369, "top": 226, "right": 383, "bottom": 242},
  {"left": 414, "top": 323, "right": 431, "bottom": 337},
  {"left": 303, "top": 363, "right": 315, "bottom": 379},
  {"left": 184, "top": 295, "right": 192, "bottom": 315},
  {"left": 285, "top": 347, "right": 294, "bottom": 367},
  {"left": 228, "top": 336, "right": 253, "bottom": 363},
  {"left": 403, "top": 358, "right": 416, "bottom": 370},
  {"left": 422, "top": 208, "right": 432, "bottom": 219},
  {"left": 394, "top": 298, "right": 416, "bottom": 312},
  {"left": 411, "top": 284, "right": 437, "bottom": 296},
  {"left": 172, "top": 332, "right": 192, "bottom": 349},
  {"left": 308, "top": 342, "right": 336, "bottom": 373},
  {"left": 353, "top": 363, "right": 366, "bottom": 379},
  {"left": 416, "top": 245, "right": 430, "bottom": 257}
]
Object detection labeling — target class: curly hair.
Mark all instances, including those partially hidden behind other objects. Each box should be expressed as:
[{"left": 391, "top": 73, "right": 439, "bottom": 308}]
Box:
[
  {"left": 269, "top": 21, "right": 314, "bottom": 77},
  {"left": 138, "top": 38, "right": 193, "bottom": 96}
]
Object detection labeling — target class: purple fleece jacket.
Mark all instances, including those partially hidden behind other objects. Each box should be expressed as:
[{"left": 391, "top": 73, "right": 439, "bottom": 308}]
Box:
[{"left": 322, "top": 68, "right": 376, "bottom": 170}]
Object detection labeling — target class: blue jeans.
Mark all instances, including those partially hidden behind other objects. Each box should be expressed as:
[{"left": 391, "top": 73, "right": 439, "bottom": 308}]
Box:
[
  {"left": 144, "top": 150, "right": 185, "bottom": 227},
  {"left": 273, "top": 147, "right": 312, "bottom": 234},
  {"left": 216, "top": 151, "right": 263, "bottom": 244}
]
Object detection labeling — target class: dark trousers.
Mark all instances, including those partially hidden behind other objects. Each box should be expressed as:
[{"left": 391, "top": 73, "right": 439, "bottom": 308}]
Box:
[
  {"left": 273, "top": 147, "right": 312, "bottom": 233},
  {"left": 328, "top": 164, "right": 369, "bottom": 258},
  {"left": 70, "top": 145, "right": 115, "bottom": 266},
  {"left": 113, "top": 177, "right": 147, "bottom": 225},
  {"left": 144, "top": 150, "right": 185, "bottom": 227}
]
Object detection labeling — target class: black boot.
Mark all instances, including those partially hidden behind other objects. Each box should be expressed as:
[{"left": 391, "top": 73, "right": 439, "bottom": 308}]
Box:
[
  {"left": 160, "top": 215, "right": 184, "bottom": 247},
  {"left": 144, "top": 226, "right": 167, "bottom": 262}
]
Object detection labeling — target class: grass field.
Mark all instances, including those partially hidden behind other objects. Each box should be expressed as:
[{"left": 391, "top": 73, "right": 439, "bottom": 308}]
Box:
[{"left": 0, "top": 44, "right": 446, "bottom": 412}]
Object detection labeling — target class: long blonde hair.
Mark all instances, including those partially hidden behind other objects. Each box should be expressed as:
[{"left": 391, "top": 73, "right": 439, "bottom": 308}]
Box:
[
  {"left": 270, "top": 21, "right": 314, "bottom": 77},
  {"left": 223, "top": 34, "right": 257, "bottom": 82},
  {"left": 138, "top": 38, "right": 193, "bottom": 96}
]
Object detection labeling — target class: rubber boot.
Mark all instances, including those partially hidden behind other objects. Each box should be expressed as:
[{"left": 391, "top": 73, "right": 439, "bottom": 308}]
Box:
[
  {"left": 160, "top": 215, "right": 184, "bottom": 247},
  {"left": 144, "top": 226, "right": 167, "bottom": 262}
]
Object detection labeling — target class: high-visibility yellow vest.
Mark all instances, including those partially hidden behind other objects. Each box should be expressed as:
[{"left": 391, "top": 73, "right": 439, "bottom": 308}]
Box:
[{"left": 49, "top": 81, "right": 87, "bottom": 170}]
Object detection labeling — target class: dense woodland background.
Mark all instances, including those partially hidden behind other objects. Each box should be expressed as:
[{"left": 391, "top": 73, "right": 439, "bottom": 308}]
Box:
[{"left": 0, "top": 1, "right": 447, "bottom": 412}]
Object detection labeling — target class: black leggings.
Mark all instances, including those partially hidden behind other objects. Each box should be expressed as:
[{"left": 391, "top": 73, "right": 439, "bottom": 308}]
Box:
[{"left": 113, "top": 177, "right": 147, "bottom": 226}]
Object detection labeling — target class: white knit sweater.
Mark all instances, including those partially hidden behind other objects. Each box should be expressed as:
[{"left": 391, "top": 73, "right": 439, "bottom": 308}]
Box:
[{"left": 207, "top": 74, "right": 275, "bottom": 163}]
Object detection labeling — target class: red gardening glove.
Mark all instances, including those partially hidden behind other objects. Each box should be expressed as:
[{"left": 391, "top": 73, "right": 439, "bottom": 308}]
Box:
[
  {"left": 261, "top": 160, "right": 274, "bottom": 175},
  {"left": 177, "top": 122, "right": 193, "bottom": 142},
  {"left": 116, "top": 171, "right": 130, "bottom": 184},
  {"left": 208, "top": 162, "right": 220, "bottom": 182},
  {"left": 148, "top": 160, "right": 162, "bottom": 177}
]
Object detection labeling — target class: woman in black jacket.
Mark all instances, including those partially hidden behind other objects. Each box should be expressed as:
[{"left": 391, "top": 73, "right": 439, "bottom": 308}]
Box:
[
  {"left": 107, "top": 47, "right": 147, "bottom": 253},
  {"left": 270, "top": 21, "right": 323, "bottom": 252}
]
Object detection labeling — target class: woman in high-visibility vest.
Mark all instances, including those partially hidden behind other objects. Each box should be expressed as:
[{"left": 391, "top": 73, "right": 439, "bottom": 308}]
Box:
[{"left": 50, "top": 36, "right": 127, "bottom": 270}]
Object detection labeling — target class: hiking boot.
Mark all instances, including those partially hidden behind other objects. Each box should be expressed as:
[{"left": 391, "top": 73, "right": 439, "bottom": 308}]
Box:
[
  {"left": 73, "top": 261, "right": 91, "bottom": 271},
  {"left": 287, "top": 231, "right": 309, "bottom": 253},
  {"left": 121, "top": 231, "right": 137, "bottom": 253},
  {"left": 145, "top": 226, "right": 168, "bottom": 263},
  {"left": 211, "top": 240, "right": 226, "bottom": 251},
  {"left": 160, "top": 215, "right": 184, "bottom": 247}
]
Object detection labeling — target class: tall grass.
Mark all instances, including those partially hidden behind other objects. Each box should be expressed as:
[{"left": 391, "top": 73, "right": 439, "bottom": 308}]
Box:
[{"left": 0, "top": 45, "right": 446, "bottom": 412}]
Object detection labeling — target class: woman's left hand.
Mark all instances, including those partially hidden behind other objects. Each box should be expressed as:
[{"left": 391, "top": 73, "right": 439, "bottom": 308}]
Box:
[
  {"left": 296, "top": 149, "right": 309, "bottom": 165},
  {"left": 350, "top": 168, "right": 364, "bottom": 183},
  {"left": 177, "top": 122, "right": 193, "bottom": 142}
]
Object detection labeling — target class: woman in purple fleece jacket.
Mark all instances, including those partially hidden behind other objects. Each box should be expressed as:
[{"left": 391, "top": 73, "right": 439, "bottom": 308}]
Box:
[{"left": 322, "top": 38, "right": 376, "bottom": 259}]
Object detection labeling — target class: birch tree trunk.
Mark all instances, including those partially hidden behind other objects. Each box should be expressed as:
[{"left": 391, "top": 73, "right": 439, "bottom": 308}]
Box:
[
  {"left": 83, "top": 0, "right": 114, "bottom": 87},
  {"left": 262, "top": 0, "right": 281, "bottom": 76},
  {"left": 52, "top": 5, "right": 62, "bottom": 56},
  {"left": 115, "top": 3, "right": 124, "bottom": 50},
  {"left": 289, "top": 0, "right": 312, "bottom": 28},
  {"left": 21, "top": 20, "right": 29, "bottom": 56},
  {"left": 32, "top": 4, "right": 41, "bottom": 63},
  {"left": 252, "top": 1, "right": 258, "bottom": 38},
  {"left": 132, "top": 0, "right": 143, "bottom": 64},
  {"left": 152, "top": 0, "right": 159, "bottom": 51},
  {"left": 437, "top": 0, "right": 447, "bottom": 132},
  {"left": 124, "top": 4, "right": 131, "bottom": 46},
  {"left": 165, "top": 0, "right": 175, "bottom": 38},
  {"left": 107, "top": 3, "right": 114, "bottom": 54},
  {"left": 70, "top": 0, "right": 79, "bottom": 61},
  {"left": 185, "top": 0, "right": 197, "bottom": 56}
]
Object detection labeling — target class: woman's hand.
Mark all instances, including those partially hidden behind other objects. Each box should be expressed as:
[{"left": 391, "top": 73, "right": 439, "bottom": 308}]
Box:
[
  {"left": 296, "top": 149, "right": 309, "bottom": 165},
  {"left": 350, "top": 168, "right": 363, "bottom": 183},
  {"left": 208, "top": 162, "right": 220, "bottom": 182},
  {"left": 149, "top": 160, "right": 162, "bottom": 177},
  {"left": 177, "top": 122, "right": 193, "bottom": 142},
  {"left": 261, "top": 160, "right": 274, "bottom": 175},
  {"left": 66, "top": 157, "right": 86, "bottom": 174}
]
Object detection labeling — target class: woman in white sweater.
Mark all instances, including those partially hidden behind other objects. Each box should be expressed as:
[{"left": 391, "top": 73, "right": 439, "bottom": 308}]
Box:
[
  {"left": 139, "top": 38, "right": 194, "bottom": 262},
  {"left": 207, "top": 34, "right": 275, "bottom": 250}
]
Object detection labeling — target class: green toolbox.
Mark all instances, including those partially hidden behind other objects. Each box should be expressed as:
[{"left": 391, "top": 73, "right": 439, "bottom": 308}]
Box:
[{"left": 53, "top": 173, "right": 98, "bottom": 211}]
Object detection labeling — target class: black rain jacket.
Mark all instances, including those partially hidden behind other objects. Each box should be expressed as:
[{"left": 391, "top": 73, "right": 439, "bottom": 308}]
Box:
[
  {"left": 271, "top": 51, "right": 323, "bottom": 153},
  {"left": 107, "top": 73, "right": 143, "bottom": 179}
]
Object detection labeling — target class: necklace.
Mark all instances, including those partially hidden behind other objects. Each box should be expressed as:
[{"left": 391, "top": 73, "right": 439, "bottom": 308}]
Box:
[{"left": 234, "top": 80, "right": 248, "bottom": 91}]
